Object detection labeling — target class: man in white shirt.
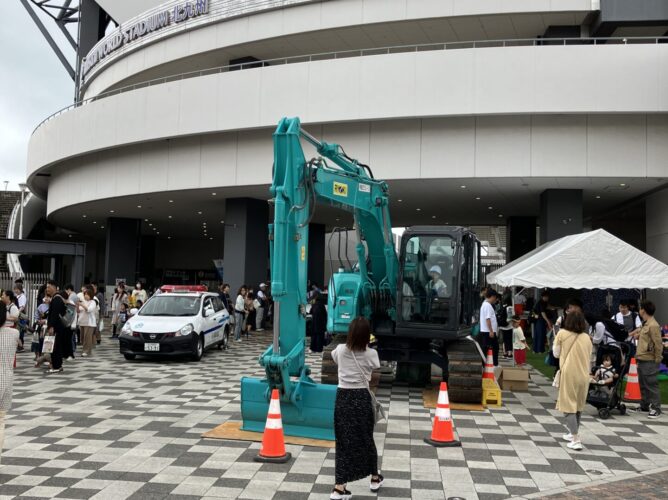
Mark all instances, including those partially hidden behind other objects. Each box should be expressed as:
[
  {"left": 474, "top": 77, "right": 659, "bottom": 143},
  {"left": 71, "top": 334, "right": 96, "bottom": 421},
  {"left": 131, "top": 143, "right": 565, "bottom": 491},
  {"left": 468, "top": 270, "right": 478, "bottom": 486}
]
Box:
[
  {"left": 256, "top": 283, "right": 267, "bottom": 332},
  {"left": 479, "top": 289, "right": 499, "bottom": 366},
  {"left": 13, "top": 284, "right": 27, "bottom": 352},
  {"left": 612, "top": 300, "right": 642, "bottom": 338}
]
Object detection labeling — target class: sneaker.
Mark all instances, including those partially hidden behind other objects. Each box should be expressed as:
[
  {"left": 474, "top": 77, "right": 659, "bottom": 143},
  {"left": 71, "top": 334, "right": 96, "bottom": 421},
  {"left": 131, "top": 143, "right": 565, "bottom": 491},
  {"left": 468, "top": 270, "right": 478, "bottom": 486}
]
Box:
[
  {"left": 330, "top": 487, "right": 352, "bottom": 500},
  {"left": 562, "top": 433, "right": 573, "bottom": 442},
  {"left": 45, "top": 368, "right": 64, "bottom": 374},
  {"left": 648, "top": 407, "right": 662, "bottom": 419},
  {"left": 256, "top": 328, "right": 264, "bottom": 332},
  {"left": 66, "top": 356, "right": 75, "bottom": 362},
  {"left": 81, "top": 353, "right": 88, "bottom": 357},
  {"left": 16, "top": 347, "right": 25, "bottom": 353},
  {"left": 567, "top": 441, "right": 583, "bottom": 451},
  {"left": 370, "top": 473, "right": 384, "bottom": 492}
]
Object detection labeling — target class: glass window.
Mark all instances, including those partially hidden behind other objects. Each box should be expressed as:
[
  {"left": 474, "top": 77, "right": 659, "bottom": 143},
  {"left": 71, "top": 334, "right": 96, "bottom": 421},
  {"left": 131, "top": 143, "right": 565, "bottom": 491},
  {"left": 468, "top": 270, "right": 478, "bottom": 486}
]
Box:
[
  {"left": 138, "top": 296, "right": 200, "bottom": 317},
  {"left": 400, "top": 235, "right": 456, "bottom": 324},
  {"left": 212, "top": 296, "right": 224, "bottom": 312}
]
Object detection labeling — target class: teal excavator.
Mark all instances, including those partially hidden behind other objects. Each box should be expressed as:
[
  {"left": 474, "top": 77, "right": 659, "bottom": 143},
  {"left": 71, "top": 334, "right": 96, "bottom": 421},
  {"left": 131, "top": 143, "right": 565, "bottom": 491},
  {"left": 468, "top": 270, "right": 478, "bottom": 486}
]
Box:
[{"left": 241, "top": 118, "right": 484, "bottom": 440}]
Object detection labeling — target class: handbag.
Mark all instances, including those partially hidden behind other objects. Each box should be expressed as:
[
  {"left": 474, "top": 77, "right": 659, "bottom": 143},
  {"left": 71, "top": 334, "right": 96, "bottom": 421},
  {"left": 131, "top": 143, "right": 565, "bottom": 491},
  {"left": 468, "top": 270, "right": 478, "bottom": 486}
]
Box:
[
  {"left": 42, "top": 335, "right": 56, "bottom": 354},
  {"left": 350, "top": 349, "right": 387, "bottom": 424}
]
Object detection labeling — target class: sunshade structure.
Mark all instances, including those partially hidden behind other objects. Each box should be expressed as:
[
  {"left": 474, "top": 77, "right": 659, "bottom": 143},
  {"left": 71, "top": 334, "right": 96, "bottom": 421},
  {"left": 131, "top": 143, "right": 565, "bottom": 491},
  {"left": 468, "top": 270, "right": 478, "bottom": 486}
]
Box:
[{"left": 486, "top": 229, "right": 668, "bottom": 290}]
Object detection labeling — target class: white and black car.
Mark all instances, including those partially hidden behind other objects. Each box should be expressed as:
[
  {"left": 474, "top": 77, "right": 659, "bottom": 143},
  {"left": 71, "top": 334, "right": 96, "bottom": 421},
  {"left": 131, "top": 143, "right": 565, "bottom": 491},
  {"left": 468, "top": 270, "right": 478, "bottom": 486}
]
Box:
[{"left": 119, "top": 292, "right": 230, "bottom": 361}]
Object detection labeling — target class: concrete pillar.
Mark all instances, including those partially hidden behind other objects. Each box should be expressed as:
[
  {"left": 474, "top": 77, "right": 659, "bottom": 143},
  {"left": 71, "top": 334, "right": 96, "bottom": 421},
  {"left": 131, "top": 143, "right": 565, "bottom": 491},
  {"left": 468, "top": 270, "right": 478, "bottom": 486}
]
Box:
[
  {"left": 223, "top": 198, "right": 269, "bottom": 291},
  {"left": 646, "top": 188, "right": 668, "bottom": 320},
  {"left": 308, "top": 223, "right": 325, "bottom": 289},
  {"left": 539, "top": 189, "right": 583, "bottom": 244},
  {"left": 104, "top": 218, "right": 141, "bottom": 287},
  {"left": 506, "top": 216, "right": 537, "bottom": 262}
]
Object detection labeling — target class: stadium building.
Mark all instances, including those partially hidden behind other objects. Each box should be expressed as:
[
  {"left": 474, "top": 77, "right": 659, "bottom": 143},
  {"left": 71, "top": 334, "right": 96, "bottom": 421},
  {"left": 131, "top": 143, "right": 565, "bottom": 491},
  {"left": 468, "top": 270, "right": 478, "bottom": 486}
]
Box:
[{"left": 12, "top": 0, "right": 668, "bottom": 309}]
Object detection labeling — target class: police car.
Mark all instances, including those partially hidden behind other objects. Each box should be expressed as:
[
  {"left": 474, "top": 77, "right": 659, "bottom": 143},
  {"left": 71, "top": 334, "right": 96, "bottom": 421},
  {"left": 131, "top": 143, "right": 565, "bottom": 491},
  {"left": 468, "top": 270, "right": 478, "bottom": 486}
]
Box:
[{"left": 119, "top": 291, "right": 230, "bottom": 361}]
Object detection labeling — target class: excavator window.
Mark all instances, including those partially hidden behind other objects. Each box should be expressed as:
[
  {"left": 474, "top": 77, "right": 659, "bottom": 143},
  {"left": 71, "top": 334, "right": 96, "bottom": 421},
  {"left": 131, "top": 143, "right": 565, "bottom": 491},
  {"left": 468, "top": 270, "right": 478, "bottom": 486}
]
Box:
[{"left": 400, "top": 235, "right": 455, "bottom": 324}]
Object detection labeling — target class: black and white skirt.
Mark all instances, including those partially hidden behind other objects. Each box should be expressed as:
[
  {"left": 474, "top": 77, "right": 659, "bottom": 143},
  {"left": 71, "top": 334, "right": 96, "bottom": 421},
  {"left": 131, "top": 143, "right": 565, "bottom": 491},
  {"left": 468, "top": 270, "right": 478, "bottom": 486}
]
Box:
[{"left": 334, "top": 388, "right": 378, "bottom": 484}]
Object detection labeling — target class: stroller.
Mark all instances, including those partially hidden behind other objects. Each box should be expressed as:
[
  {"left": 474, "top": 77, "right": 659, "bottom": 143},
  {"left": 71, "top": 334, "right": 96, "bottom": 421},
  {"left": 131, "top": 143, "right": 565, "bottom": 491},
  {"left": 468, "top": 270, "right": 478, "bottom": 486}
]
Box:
[{"left": 586, "top": 342, "right": 631, "bottom": 419}]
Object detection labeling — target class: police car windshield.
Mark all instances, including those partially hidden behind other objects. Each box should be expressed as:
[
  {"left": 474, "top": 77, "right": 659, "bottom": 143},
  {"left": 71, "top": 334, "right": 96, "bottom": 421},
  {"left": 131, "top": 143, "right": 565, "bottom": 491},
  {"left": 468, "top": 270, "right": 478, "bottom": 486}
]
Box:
[{"left": 139, "top": 296, "right": 200, "bottom": 317}]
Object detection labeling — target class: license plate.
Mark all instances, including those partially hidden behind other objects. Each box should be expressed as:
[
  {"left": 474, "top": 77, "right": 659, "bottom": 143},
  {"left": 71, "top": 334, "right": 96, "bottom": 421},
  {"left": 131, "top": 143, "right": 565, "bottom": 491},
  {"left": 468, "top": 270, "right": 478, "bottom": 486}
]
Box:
[{"left": 144, "top": 343, "right": 160, "bottom": 352}]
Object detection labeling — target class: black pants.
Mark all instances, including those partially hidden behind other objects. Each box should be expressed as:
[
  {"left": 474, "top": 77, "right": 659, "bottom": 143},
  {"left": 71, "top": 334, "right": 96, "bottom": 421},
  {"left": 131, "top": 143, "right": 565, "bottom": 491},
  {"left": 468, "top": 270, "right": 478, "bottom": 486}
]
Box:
[
  {"left": 480, "top": 331, "right": 499, "bottom": 366},
  {"left": 51, "top": 327, "right": 66, "bottom": 369},
  {"left": 501, "top": 328, "right": 513, "bottom": 354},
  {"left": 61, "top": 329, "right": 74, "bottom": 359}
]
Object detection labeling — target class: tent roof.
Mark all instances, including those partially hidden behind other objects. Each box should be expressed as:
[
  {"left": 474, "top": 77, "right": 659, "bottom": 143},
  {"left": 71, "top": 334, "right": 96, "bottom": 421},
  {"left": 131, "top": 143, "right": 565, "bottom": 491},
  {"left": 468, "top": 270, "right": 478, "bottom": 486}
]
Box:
[{"left": 486, "top": 229, "right": 668, "bottom": 289}]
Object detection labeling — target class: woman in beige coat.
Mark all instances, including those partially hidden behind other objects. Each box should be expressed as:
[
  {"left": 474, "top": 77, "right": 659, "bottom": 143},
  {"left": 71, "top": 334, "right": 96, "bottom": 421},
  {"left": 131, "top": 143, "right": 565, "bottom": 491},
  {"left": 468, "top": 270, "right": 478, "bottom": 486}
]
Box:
[{"left": 553, "top": 310, "right": 592, "bottom": 451}]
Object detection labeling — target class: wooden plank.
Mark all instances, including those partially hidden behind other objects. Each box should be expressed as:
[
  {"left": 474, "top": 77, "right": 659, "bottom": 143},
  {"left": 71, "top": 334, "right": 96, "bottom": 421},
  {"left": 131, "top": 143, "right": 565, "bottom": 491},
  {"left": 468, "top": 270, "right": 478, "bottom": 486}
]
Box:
[
  {"left": 422, "top": 386, "right": 486, "bottom": 411},
  {"left": 202, "top": 421, "right": 334, "bottom": 448}
]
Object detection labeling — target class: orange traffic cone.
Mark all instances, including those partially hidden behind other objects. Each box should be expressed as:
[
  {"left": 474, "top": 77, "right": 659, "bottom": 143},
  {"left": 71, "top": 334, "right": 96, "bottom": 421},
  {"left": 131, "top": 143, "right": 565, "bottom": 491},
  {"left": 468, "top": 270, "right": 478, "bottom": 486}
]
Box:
[
  {"left": 424, "top": 382, "right": 461, "bottom": 447},
  {"left": 623, "top": 357, "right": 642, "bottom": 403},
  {"left": 483, "top": 349, "right": 495, "bottom": 380},
  {"left": 254, "top": 389, "right": 292, "bottom": 463}
]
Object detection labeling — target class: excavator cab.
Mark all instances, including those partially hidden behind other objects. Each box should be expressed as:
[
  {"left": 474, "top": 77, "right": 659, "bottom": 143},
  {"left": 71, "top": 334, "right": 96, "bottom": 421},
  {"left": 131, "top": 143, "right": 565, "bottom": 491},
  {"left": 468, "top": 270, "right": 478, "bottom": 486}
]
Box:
[{"left": 397, "top": 226, "right": 481, "bottom": 336}]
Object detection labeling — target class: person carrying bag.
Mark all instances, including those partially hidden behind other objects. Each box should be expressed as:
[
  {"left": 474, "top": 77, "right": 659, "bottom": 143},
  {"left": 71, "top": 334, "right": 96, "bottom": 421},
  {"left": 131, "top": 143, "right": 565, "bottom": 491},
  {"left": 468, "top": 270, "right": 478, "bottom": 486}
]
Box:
[{"left": 330, "top": 317, "right": 385, "bottom": 500}]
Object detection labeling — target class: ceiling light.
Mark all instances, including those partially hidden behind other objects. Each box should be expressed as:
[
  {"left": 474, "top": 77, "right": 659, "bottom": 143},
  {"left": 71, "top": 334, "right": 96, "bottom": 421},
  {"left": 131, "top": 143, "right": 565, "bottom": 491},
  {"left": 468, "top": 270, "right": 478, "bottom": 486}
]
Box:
[
  {"left": 109, "top": 210, "right": 114, "bottom": 213},
  {"left": 619, "top": 183, "right": 626, "bottom": 187},
  {"left": 169, "top": 200, "right": 174, "bottom": 203},
  {"left": 168, "top": 236, "right": 171, "bottom": 240},
  {"left": 211, "top": 192, "right": 217, "bottom": 196},
  {"left": 220, "top": 220, "right": 224, "bottom": 224},
  {"left": 498, "top": 214, "right": 504, "bottom": 218},
  {"left": 101, "top": 226, "right": 105, "bottom": 229},
  {"left": 596, "top": 195, "right": 601, "bottom": 199},
  {"left": 68, "top": 234, "right": 72, "bottom": 238},
  {"left": 198, "top": 211, "right": 202, "bottom": 215},
  {"left": 152, "top": 227, "right": 156, "bottom": 231},
  {"left": 137, "top": 205, "right": 142, "bottom": 208},
  {"left": 488, "top": 206, "right": 493, "bottom": 210},
  {"left": 397, "top": 199, "right": 403, "bottom": 202},
  {"left": 92, "top": 221, "right": 97, "bottom": 224},
  {"left": 209, "top": 237, "right": 214, "bottom": 240},
  {"left": 432, "top": 215, "right": 436, "bottom": 219},
  {"left": 144, "top": 218, "right": 149, "bottom": 222},
  {"left": 156, "top": 232, "right": 160, "bottom": 235},
  {"left": 148, "top": 223, "right": 152, "bottom": 226},
  {"left": 460, "top": 185, "right": 466, "bottom": 189},
  {"left": 416, "top": 208, "right": 421, "bottom": 212},
  {"left": 82, "top": 215, "right": 87, "bottom": 218},
  {"left": 475, "top": 197, "right": 481, "bottom": 200},
  {"left": 168, "top": 215, "right": 172, "bottom": 219}
]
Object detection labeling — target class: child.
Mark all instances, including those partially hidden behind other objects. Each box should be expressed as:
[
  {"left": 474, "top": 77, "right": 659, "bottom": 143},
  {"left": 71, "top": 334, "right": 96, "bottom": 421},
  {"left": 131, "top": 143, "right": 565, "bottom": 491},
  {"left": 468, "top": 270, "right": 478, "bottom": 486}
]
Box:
[
  {"left": 511, "top": 315, "right": 528, "bottom": 367},
  {"left": 32, "top": 297, "right": 50, "bottom": 361},
  {"left": 114, "top": 303, "right": 128, "bottom": 338},
  {"left": 590, "top": 354, "right": 617, "bottom": 395}
]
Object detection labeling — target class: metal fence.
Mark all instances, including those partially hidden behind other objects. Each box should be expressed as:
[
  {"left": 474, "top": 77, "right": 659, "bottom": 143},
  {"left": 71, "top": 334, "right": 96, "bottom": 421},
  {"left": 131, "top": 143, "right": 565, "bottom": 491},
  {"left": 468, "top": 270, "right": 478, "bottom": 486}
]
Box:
[
  {"left": 0, "top": 272, "right": 53, "bottom": 323},
  {"left": 33, "top": 35, "right": 668, "bottom": 134}
]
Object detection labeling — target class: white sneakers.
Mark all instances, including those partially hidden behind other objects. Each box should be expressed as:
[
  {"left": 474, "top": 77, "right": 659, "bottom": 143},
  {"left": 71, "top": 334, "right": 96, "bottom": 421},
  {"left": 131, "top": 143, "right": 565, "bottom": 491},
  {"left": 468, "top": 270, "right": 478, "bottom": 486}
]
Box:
[
  {"left": 562, "top": 433, "right": 573, "bottom": 442},
  {"left": 330, "top": 487, "right": 352, "bottom": 499},
  {"left": 567, "top": 441, "right": 583, "bottom": 450},
  {"left": 370, "top": 474, "right": 384, "bottom": 492},
  {"left": 81, "top": 353, "right": 88, "bottom": 357}
]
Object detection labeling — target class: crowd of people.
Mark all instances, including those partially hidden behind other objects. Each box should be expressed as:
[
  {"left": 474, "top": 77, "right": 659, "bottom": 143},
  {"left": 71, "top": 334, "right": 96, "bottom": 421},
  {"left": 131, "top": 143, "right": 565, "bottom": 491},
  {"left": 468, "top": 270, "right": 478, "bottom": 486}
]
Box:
[{"left": 479, "top": 285, "right": 666, "bottom": 452}]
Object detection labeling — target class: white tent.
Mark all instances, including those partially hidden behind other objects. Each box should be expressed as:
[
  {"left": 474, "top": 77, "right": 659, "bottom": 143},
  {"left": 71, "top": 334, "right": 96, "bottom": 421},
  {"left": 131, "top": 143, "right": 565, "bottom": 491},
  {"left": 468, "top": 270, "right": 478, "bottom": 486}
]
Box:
[{"left": 486, "top": 229, "right": 668, "bottom": 289}]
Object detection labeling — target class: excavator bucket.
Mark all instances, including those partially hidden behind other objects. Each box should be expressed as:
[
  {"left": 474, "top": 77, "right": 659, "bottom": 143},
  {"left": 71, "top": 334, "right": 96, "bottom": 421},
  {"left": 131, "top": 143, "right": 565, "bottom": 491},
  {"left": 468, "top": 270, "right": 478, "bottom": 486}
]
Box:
[{"left": 240, "top": 376, "right": 337, "bottom": 440}]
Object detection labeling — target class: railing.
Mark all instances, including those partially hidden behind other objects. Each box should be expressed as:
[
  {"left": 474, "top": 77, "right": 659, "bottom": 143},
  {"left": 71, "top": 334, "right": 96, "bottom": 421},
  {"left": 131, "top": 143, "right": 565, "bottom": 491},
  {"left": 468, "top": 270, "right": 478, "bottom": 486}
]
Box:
[
  {"left": 0, "top": 272, "right": 54, "bottom": 323},
  {"left": 33, "top": 36, "right": 668, "bottom": 134}
]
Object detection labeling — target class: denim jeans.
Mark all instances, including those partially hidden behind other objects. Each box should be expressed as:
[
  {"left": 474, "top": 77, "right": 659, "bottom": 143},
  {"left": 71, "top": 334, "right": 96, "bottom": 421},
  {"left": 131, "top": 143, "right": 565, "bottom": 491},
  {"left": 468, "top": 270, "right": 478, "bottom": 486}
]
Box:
[{"left": 234, "top": 312, "right": 244, "bottom": 340}]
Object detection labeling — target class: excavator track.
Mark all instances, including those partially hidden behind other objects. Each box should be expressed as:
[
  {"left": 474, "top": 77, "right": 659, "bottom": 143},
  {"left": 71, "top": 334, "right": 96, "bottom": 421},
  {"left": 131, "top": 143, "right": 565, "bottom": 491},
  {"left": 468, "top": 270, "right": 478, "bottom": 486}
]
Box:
[{"left": 446, "top": 339, "right": 484, "bottom": 404}]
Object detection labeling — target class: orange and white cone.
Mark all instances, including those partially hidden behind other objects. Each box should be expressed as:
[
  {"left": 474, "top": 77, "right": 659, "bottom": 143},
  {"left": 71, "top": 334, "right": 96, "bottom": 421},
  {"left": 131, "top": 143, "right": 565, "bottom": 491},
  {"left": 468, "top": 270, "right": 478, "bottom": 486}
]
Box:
[
  {"left": 254, "top": 389, "right": 292, "bottom": 463},
  {"left": 424, "top": 382, "right": 461, "bottom": 447},
  {"left": 623, "top": 357, "right": 642, "bottom": 403},
  {"left": 483, "top": 349, "right": 495, "bottom": 380}
]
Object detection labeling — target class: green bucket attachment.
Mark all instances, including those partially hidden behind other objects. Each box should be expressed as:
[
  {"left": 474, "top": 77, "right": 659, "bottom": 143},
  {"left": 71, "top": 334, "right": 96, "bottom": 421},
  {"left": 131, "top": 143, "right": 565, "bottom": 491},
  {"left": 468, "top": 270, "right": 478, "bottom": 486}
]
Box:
[{"left": 241, "top": 376, "right": 336, "bottom": 441}]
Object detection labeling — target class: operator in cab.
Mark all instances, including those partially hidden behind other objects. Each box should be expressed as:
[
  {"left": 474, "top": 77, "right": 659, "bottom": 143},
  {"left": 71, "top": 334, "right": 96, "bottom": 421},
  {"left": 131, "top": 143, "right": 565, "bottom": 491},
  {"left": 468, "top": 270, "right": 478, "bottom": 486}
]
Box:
[{"left": 427, "top": 265, "right": 448, "bottom": 297}]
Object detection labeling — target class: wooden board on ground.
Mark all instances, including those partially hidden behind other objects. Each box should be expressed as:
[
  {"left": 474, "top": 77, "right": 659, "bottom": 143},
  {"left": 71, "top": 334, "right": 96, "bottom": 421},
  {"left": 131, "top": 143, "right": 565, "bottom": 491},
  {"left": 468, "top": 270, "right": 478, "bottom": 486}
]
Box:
[
  {"left": 202, "top": 421, "right": 334, "bottom": 448},
  {"left": 422, "top": 386, "right": 486, "bottom": 411}
]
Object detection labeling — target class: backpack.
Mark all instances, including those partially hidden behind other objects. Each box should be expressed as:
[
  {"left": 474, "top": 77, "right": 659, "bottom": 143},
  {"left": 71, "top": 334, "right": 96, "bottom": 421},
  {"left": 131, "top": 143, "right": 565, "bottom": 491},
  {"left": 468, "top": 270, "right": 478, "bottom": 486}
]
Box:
[
  {"left": 55, "top": 295, "right": 77, "bottom": 328},
  {"left": 602, "top": 318, "right": 628, "bottom": 342}
]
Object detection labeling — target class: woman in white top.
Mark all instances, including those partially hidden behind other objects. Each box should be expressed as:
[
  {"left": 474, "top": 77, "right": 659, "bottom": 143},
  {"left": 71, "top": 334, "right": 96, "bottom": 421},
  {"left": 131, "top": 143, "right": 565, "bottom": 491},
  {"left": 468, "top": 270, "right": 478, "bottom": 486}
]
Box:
[
  {"left": 0, "top": 301, "right": 20, "bottom": 464},
  {"left": 330, "top": 317, "right": 384, "bottom": 500},
  {"left": 77, "top": 287, "right": 97, "bottom": 357},
  {"left": 111, "top": 285, "right": 128, "bottom": 338},
  {"left": 1, "top": 291, "right": 20, "bottom": 331},
  {"left": 131, "top": 283, "right": 147, "bottom": 304},
  {"left": 233, "top": 286, "right": 247, "bottom": 341}
]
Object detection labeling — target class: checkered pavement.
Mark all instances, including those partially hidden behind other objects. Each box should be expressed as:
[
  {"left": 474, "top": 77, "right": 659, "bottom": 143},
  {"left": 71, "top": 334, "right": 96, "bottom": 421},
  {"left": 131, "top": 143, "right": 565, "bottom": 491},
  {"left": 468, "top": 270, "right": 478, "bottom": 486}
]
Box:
[{"left": 1, "top": 331, "right": 667, "bottom": 499}]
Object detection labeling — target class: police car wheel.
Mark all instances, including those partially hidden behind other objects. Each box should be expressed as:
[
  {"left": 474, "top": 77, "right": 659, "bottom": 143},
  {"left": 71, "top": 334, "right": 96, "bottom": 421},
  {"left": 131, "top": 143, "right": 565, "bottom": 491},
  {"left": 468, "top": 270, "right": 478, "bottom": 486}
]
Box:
[
  {"left": 192, "top": 334, "right": 204, "bottom": 361},
  {"left": 123, "top": 353, "right": 136, "bottom": 361}
]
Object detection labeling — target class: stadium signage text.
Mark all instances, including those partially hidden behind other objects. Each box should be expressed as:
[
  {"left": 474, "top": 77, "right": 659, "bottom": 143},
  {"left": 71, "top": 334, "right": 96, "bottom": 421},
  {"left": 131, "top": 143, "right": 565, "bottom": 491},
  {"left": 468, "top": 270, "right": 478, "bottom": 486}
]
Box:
[{"left": 81, "top": 0, "right": 209, "bottom": 81}]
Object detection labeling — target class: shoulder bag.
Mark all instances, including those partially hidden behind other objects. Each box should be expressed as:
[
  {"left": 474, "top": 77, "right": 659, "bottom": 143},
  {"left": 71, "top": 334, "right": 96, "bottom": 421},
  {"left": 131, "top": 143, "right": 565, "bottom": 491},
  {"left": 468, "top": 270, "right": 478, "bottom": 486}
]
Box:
[
  {"left": 552, "top": 332, "right": 579, "bottom": 388},
  {"left": 350, "top": 349, "right": 387, "bottom": 424}
]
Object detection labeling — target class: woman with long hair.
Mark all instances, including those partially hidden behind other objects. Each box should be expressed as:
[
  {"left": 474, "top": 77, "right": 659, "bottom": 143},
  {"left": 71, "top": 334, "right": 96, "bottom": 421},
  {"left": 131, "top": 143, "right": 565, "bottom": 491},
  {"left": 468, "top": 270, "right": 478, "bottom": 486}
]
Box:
[
  {"left": 553, "top": 310, "right": 592, "bottom": 450},
  {"left": 111, "top": 284, "right": 128, "bottom": 338},
  {"left": 330, "top": 317, "right": 384, "bottom": 499},
  {"left": 0, "top": 299, "right": 21, "bottom": 464},
  {"left": 234, "top": 286, "right": 247, "bottom": 341}
]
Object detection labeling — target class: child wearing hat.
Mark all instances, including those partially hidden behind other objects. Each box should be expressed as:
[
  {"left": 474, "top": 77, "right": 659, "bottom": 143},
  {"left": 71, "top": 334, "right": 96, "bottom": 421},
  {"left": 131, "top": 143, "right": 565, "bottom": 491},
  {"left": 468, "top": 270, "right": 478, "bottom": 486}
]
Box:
[{"left": 511, "top": 315, "right": 528, "bottom": 367}]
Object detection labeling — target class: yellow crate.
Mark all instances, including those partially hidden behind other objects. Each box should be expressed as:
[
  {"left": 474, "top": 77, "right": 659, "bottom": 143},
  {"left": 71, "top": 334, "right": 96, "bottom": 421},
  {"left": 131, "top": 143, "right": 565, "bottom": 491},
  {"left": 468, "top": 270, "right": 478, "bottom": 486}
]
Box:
[{"left": 482, "top": 378, "right": 502, "bottom": 407}]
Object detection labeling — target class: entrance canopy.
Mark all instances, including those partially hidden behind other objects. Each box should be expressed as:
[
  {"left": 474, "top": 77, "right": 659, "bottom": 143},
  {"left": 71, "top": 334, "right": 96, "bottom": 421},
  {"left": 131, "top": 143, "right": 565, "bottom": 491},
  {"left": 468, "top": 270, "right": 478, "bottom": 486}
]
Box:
[{"left": 486, "top": 229, "right": 668, "bottom": 289}]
